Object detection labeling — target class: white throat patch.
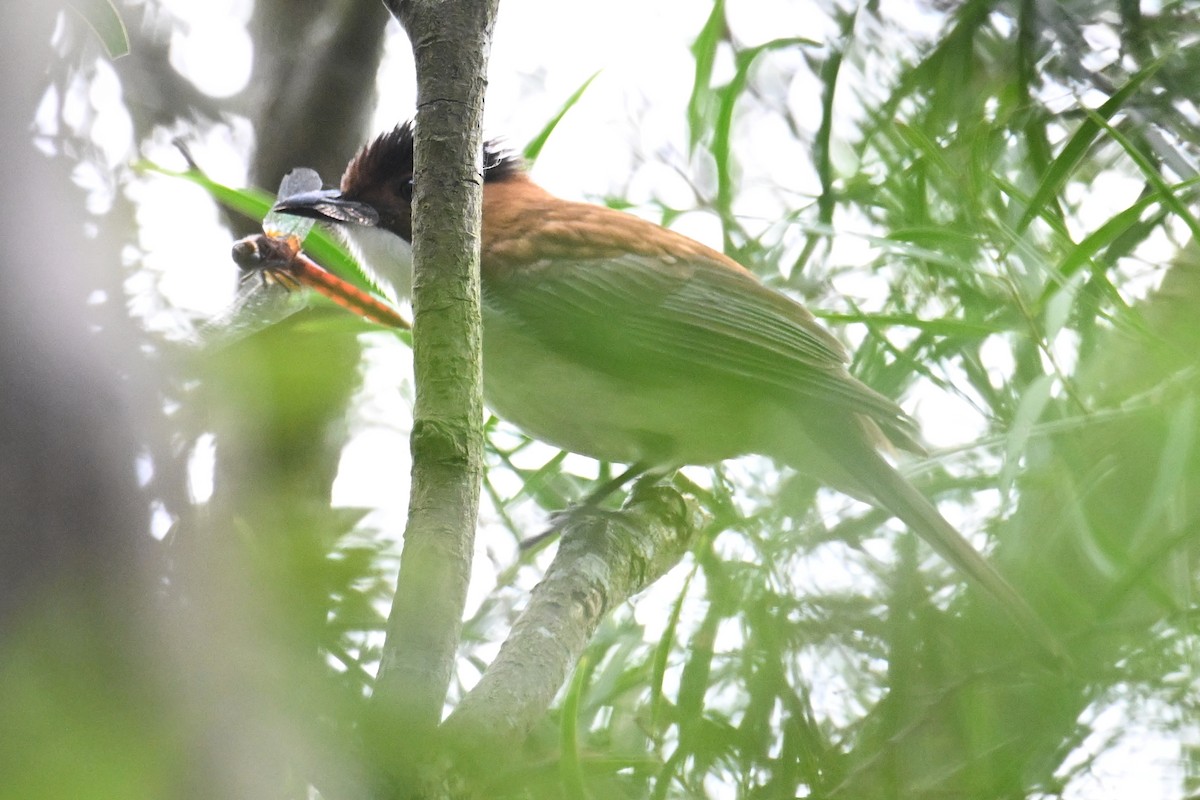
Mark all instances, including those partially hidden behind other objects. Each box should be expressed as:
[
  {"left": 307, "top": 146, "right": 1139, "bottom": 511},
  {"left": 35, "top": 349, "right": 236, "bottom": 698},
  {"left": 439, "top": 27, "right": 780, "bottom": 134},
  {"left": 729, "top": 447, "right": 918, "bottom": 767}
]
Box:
[{"left": 335, "top": 224, "right": 414, "bottom": 302}]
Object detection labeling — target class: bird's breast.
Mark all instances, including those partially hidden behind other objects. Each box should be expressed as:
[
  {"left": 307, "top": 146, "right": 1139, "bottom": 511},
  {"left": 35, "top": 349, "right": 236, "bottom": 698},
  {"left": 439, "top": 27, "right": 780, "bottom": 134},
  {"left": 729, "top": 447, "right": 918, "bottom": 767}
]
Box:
[{"left": 479, "top": 303, "right": 768, "bottom": 467}]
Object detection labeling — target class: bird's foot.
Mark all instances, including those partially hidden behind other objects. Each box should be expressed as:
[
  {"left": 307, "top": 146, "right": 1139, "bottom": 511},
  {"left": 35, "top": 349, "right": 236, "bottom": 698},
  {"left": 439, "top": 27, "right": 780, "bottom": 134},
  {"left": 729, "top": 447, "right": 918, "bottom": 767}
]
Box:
[
  {"left": 518, "top": 465, "right": 670, "bottom": 551},
  {"left": 519, "top": 504, "right": 626, "bottom": 551}
]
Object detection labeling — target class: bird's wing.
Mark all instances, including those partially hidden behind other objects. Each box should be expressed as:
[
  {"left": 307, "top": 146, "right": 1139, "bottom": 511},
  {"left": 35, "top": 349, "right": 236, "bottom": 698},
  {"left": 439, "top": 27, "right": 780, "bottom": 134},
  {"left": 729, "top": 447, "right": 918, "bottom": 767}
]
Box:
[{"left": 483, "top": 252, "right": 920, "bottom": 448}]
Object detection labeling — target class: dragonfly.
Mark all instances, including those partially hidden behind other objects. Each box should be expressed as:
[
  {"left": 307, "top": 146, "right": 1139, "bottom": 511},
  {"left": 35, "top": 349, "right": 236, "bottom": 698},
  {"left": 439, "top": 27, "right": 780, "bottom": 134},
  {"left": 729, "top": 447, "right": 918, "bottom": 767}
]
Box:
[{"left": 201, "top": 167, "right": 407, "bottom": 346}]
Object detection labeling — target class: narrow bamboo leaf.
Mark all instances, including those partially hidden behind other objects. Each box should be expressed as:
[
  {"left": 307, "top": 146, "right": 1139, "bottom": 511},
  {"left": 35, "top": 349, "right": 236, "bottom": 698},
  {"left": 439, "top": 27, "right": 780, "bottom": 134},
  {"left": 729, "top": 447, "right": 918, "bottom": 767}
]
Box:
[
  {"left": 559, "top": 654, "right": 589, "bottom": 800},
  {"left": 523, "top": 71, "right": 602, "bottom": 165},
  {"left": 650, "top": 566, "right": 696, "bottom": 733},
  {"left": 1053, "top": 190, "right": 1162, "bottom": 281},
  {"left": 1044, "top": 271, "right": 1085, "bottom": 341},
  {"left": 1130, "top": 396, "right": 1196, "bottom": 551},
  {"left": 710, "top": 36, "right": 815, "bottom": 241},
  {"left": 686, "top": 0, "right": 727, "bottom": 151},
  {"left": 816, "top": 311, "right": 1003, "bottom": 339},
  {"left": 1001, "top": 373, "right": 1055, "bottom": 495},
  {"left": 1015, "top": 57, "right": 1167, "bottom": 236},
  {"left": 1085, "top": 107, "right": 1200, "bottom": 243}
]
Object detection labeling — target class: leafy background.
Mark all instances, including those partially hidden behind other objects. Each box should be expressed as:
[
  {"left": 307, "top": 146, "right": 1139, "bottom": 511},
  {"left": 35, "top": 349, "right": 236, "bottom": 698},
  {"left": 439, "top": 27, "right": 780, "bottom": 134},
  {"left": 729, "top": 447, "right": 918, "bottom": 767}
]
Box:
[{"left": 4, "top": 0, "right": 1200, "bottom": 798}]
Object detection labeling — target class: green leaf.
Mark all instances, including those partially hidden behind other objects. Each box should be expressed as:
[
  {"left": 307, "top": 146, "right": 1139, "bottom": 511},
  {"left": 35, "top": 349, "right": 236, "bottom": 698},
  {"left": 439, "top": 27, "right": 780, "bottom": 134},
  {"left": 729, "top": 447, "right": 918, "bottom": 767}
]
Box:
[
  {"left": 1084, "top": 106, "right": 1200, "bottom": 243},
  {"left": 67, "top": 0, "right": 130, "bottom": 58},
  {"left": 1014, "top": 56, "right": 1168, "bottom": 236},
  {"left": 686, "top": 0, "right": 727, "bottom": 152},
  {"left": 135, "top": 161, "right": 390, "bottom": 298},
  {"left": 1130, "top": 395, "right": 1197, "bottom": 551},
  {"left": 524, "top": 71, "right": 601, "bottom": 165},
  {"left": 1044, "top": 271, "right": 1085, "bottom": 341},
  {"left": 559, "top": 654, "right": 589, "bottom": 800},
  {"left": 1001, "top": 373, "right": 1055, "bottom": 496}
]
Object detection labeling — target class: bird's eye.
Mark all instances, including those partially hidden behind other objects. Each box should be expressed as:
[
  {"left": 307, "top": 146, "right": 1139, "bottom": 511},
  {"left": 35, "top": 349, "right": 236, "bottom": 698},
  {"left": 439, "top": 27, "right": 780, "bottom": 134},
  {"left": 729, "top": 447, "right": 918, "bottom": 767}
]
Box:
[{"left": 399, "top": 177, "right": 413, "bottom": 203}]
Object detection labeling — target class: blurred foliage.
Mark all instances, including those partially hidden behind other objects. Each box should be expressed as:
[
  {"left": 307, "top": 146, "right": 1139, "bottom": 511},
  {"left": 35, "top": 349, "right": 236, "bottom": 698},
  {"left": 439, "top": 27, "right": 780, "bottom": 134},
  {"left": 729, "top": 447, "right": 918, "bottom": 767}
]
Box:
[{"left": 9, "top": 1, "right": 1200, "bottom": 799}]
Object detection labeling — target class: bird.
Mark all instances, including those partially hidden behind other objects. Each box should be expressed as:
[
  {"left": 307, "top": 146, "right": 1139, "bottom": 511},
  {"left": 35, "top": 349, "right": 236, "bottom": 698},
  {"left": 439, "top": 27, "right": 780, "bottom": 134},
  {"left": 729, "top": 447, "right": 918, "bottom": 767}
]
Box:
[{"left": 273, "top": 121, "right": 1063, "bottom": 660}]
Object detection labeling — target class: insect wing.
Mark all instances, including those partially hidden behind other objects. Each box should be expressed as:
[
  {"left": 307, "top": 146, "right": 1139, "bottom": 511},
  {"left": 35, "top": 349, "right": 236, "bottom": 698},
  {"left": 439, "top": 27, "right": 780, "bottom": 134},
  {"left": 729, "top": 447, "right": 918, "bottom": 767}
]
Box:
[
  {"left": 195, "top": 275, "right": 308, "bottom": 349},
  {"left": 261, "top": 167, "right": 322, "bottom": 240}
]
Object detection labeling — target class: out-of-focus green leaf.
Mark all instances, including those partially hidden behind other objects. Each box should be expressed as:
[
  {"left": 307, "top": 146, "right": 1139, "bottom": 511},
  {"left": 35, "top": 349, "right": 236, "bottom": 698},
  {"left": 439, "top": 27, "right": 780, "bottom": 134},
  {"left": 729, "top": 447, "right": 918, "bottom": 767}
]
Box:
[
  {"left": 1001, "top": 373, "right": 1054, "bottom": 495},
  {"left": 135, "top": 162, "right": 392, "bottom": 299},
  {"left": 1130, "top": 396, "right": 1196, "bottom": 550},
  {"left": 67, "top": 0, "right": 129, "bottom": 58},
  {"left": 559, "top": 655, "right": 589, "bottom": 800},
  {"left": 1044, "top": 271, "right": 1085, "bottom": 341}
]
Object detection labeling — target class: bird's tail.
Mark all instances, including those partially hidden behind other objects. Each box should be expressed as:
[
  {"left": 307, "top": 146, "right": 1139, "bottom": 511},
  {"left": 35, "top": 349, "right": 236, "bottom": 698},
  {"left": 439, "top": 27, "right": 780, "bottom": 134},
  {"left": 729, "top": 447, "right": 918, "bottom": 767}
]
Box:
[{"left": 807, "top": 424, "right": 1068, "bottom": 666}]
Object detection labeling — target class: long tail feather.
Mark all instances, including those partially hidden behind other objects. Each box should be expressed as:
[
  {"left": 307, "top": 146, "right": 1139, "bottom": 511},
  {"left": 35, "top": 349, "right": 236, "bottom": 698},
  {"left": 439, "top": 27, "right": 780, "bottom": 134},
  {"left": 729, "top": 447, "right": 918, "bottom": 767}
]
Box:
[{"left": 809, "top": 425, "right": 1069, "bottom": 667}]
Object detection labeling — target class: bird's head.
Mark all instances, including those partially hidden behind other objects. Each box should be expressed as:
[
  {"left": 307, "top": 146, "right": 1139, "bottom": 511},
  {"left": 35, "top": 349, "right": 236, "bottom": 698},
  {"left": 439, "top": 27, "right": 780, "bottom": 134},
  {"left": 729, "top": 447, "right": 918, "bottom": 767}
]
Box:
[{"left": 271, "top": 120, "right": 524, "bottom": 296}]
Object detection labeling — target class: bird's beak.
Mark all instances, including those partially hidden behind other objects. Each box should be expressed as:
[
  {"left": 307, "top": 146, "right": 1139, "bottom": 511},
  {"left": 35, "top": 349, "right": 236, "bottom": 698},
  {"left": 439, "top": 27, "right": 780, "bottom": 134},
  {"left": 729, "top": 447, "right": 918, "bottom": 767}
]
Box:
[{"left": 272, "top": 189, "right": 380, "bottom": 227}]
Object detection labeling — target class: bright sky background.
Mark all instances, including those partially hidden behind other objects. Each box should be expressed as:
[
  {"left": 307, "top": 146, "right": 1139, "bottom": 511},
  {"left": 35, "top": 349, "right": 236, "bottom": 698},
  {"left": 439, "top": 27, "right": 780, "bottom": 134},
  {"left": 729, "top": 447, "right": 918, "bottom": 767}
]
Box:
[{"left": 71, "top": 1, "right": 1191, "bottom": 795}]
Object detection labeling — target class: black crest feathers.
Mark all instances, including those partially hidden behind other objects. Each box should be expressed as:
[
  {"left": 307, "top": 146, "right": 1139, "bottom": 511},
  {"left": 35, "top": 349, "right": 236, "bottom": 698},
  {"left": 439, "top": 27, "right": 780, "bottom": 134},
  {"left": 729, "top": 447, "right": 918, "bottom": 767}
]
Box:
[{"left": 341, "top": 120, "right": 524, "bottom": 195}]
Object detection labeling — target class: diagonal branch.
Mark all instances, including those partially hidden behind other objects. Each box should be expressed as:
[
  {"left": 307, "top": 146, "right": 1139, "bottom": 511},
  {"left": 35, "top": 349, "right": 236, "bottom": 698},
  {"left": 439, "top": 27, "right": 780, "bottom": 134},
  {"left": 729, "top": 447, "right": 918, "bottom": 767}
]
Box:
[{"left": 442, "top": 485, "right": 698, "bottom": 752}]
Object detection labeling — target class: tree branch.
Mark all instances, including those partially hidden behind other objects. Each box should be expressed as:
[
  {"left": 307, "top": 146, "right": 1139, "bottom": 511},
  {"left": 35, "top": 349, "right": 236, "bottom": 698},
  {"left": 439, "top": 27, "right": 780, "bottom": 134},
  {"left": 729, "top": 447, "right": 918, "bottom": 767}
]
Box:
[{"left": 442, "top": 485, "right": 698, "bottom": 753}]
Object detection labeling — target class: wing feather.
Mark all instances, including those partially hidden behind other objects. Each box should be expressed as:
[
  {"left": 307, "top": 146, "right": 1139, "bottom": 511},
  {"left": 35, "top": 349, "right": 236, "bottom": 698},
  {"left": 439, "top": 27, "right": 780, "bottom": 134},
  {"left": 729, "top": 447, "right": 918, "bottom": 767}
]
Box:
[{"left": 483, "top": 253, "right": 921, "bottom": 448}]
